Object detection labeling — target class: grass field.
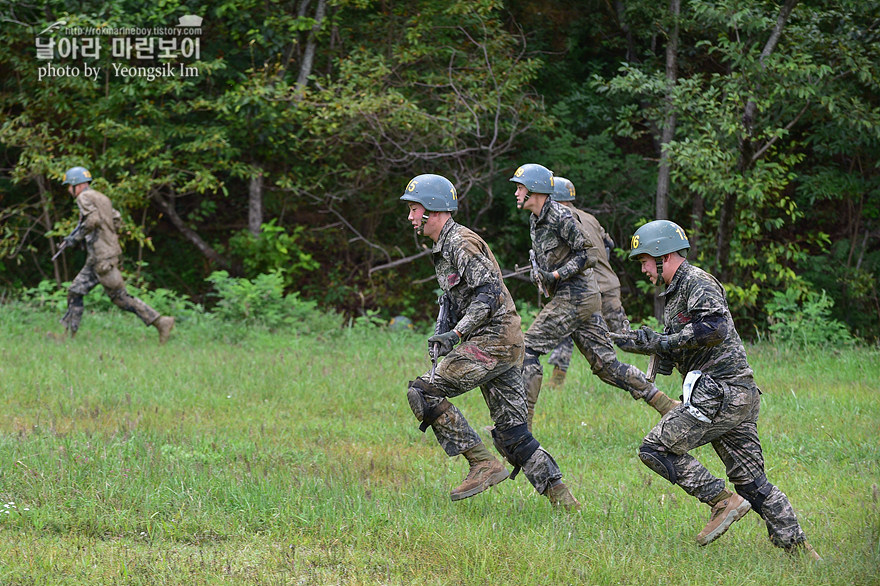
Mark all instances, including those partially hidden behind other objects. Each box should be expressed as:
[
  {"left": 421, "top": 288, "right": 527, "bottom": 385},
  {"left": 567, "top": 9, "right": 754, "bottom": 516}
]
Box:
[{"left": 1, "top": 305, "right": 878, "bottom": 585}]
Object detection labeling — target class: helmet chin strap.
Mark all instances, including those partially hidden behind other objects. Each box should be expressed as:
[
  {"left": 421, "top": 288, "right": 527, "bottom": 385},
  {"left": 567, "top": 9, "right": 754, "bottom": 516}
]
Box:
[
  {"left": 655, "top": 257, "right": 665, "bottom": 288},
  {"left": 416, "top": 211, "right": 430, "bottom": 235},
  {"left": 517, "top": 192, "right": 531, "bottom": 210}
]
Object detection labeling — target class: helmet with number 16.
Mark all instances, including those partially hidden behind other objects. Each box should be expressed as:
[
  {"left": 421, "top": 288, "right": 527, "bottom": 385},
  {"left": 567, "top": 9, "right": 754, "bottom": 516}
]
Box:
[{"left": 628, "top": 220, "right": 690, "bottom": 259}]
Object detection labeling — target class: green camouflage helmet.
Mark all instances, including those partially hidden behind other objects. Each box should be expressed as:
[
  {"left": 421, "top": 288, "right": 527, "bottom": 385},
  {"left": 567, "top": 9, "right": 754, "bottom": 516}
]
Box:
[
  {"left": 629, "top": 220, "right": 690, "bottom": 259},
  {"left": 509, "top": 163, "right": 554, "bottom": 194},
  {"left": 551, "top": 176, "right": 575, "bottom": 202},
  {"left": 63, "top": 166, "right": 93, "bottom": 186},
  {"left": 400, "top": 174, "right": 458, "bottom": 212}
]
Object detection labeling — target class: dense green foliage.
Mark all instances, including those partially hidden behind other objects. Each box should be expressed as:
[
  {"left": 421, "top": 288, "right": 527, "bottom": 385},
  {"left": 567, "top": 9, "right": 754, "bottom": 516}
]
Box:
[
  {"left": 1, "top": 306, "right": 878, "bottom": 584},
  {"left": 1, "top": 0, "right": 878, "bottom": 340}
]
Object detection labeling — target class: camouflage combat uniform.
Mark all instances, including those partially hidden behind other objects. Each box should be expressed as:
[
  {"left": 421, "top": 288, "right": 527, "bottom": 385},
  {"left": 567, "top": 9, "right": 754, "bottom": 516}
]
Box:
[
  {"left": 408, "top": 219, "right": 563, "bottom": 494},
  {"left": 548, "top": 208, "right": 628, "bottom": 372},
  {"left": 62, "top": 187, "right": 161, "bottom": 333},
  {"left": 641, "top": 260, "right": 809, "bottom": 549},
  {"left": 523, "top": 200, "right": 658, "bottom": 423}
]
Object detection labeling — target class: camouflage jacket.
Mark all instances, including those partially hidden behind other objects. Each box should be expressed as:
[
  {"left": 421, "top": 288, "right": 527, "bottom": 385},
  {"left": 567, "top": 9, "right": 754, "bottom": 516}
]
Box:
[
  {"left": 433, "top": 219, "right": 522, "bottom": 348},
  {"left": 68, "top": 188, "right": 123, "bottom": 263},
  {"left": 662, "top": 261, "right": 756, "bottom": 388},
  {"left": 570, "top": 206, "right": 621, "bottom": 294},
  {"left": 530, "top": 199, "right": 598, "bottom": 297}
]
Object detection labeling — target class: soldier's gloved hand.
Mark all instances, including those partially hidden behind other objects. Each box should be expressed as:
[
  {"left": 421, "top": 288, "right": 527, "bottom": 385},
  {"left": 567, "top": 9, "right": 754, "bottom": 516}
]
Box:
[
  {"left": 538, "top": 268, "right": 558, "bottom": 283},
  {"left": 657, "top": 356, "right": 675, "bottom": 376},
  {"left": 529, "top": 268, "right": 540, "bottom": 285},
  {"left": 612, "top": 326, "right": 668, "bottom": 355},
  {"left": 63, "top": 234, "right": 77, "bottom": 247},
  {"left": 635, "top": 325, "right": 670, "bottom": 354},
  {"left": 428, "top": 330, "right": 460, "bottom": 357}
]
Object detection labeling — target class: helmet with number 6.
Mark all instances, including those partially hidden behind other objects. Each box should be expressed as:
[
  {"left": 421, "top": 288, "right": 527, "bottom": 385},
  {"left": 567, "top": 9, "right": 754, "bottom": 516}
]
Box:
[
  {"left": 551, "top": 177, "right": 576, "bottom": 202},
  {"left": 400, "top": 174, "right": 458, "bottom": 212},
  {"left": 629, "top": 220, "right": 690, "bottom": 259},
  {"left": 509, "top": 163, "right": 554, "bottom": 195},
  {"left": 63, "top": 166, "right": 93, "bottom": 186}
]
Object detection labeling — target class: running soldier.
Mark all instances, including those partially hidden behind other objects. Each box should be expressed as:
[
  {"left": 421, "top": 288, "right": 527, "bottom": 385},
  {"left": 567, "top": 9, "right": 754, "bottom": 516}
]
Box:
[
  {"left": 613, "top": 219, "right": 820, "bottom": 558},
  {"left": 546, "top": 177, "right": 629, "bottom": 388},
  {"left": 511, "top": 163, "right": 678, "bottom": 430},
  {"left": 401, "top": 173, "right": 579, "bottom": 508},
  {"left": 58, "top": 166, "right": 174, "bottom": 343}
]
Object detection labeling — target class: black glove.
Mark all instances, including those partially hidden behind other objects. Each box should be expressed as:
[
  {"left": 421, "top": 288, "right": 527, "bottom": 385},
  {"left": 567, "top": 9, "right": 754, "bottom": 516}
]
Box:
[
  {"left": 612, "top": 326, "right": 669, "bottom": 355},
  {"left": 428, "top": 330, "right": 460, "bottom": 357},
  {"left": 538, "top": 268, "right": 558, "bottom": 283}
]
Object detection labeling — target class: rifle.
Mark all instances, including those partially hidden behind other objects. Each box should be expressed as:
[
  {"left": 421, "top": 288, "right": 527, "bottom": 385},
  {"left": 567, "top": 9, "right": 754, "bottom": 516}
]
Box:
[
  {"left": 645, "top": 353, "right": 659, "bottom": 383},
  {"left": 51, "top": 239, "right": 70, "bottom": 261},
  {"left": 529, "top": 248, "right": 549, "bottom": 299},
  {"left": 430, "top": 294, "right": 452, "bottom": 383},
  {"left": 51, "top": 221, "right": 82, "bottom": 261}
]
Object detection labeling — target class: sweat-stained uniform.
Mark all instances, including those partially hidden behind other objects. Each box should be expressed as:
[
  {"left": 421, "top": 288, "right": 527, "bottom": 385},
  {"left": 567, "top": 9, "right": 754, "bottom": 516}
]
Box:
[
  {"left": 523, "top": 200, "right": 657, "bottom": 421},
  {"left": 548, "top": 207, "right": 628, "bottom": 372},
  {"left": 61, "top": 188, "right": 160, "bottom": 333},
  {"left": 640, "top": 260, "right": 808, "bottom": 549},
  {"left": 408, "top": 218, "right": 563, "bottom": 494}
]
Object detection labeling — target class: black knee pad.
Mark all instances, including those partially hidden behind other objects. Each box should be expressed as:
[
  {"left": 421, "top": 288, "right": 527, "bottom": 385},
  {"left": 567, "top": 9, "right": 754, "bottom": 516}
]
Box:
[
  {"left": 735, "top": 474, "right": 773, "bottom": 517},
  {"left": 491, "top": 423, "right": 540, "bottom": 474},
  {"left": 638, "top": 444, "right": 678, "bottom": 485},
  {"left": 406, "top": 379, "right": 450, "bottom": 433}
]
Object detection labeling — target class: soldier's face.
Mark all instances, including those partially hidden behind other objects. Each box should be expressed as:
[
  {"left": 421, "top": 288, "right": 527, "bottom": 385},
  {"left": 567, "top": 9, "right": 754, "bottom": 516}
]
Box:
[
  {"left": 637, "top": 254, "right": 660, "bottom": 285},
  {"left": 407, "top": 203, "right": 427, "bottom": 234},
  {"left": 514, "top": 183, "right": 529, "bottom": 209}
]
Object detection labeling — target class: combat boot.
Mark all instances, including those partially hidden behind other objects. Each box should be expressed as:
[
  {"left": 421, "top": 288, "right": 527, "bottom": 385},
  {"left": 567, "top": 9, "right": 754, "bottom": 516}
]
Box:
[
  {"left": 696, "top": 490, "right": 751, "bottom": 546},
  {"left": 450, "top": 458, "right": 509, "bottom": 502},
  {"left": 153, "top": 316, "right": 175, "bottom": 345},
  {"left": 647, "top": 388, "right": 681, "bottom": 416},
  {"left": 545, "top": 481, "right": 581, "bottom": 511},
  {"left": 545, "top": 366, "right": 567, "bottom": 389}
]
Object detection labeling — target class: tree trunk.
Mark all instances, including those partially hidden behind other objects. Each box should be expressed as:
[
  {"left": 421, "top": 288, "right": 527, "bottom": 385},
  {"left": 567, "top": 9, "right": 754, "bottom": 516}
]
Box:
[
  {"left": 655, "top": 0, "right": 680, "bottom": 323},
  {"left": 716, "top": 0, "right": 799, "bottom": 280},
  {"left": 248, "top": 171, "right": 263, "bottom": 237},
  {"left": 294, "top": 0, "right": 327, "bottom": 97},
  {"left": 151, "top": 191, "right": 230, "bottom": 269},
  {"left": 37, "top": 174, "right": 64, "bottom": 284}
]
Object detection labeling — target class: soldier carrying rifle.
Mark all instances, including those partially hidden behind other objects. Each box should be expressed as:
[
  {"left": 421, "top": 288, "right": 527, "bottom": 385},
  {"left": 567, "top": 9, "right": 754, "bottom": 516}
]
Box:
[
  {"left": 400, "top": 173, "right": 579, "bottom": 508},
  {"left": 56, "top": 166, "right": 174, "bottom": 344},
  {"left": 510, "top": 163, "right": 679, "bottom": 431},
  {"left": 612, "top": 219, "right": 820, "bottom": 559}
]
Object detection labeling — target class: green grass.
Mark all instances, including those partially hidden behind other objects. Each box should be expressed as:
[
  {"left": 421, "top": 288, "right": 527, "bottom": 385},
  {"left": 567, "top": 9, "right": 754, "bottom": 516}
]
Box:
[{"left": 0, "top": 304, "right": 878, "bottom": 585}]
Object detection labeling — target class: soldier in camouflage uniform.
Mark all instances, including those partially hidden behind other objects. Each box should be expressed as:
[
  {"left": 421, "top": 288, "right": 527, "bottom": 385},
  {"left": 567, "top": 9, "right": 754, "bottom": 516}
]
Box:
[
  {"left": 546, "top": 177, "right": 629, "bottom": 388},
  {"left": 511, "top": 164, "right": 678, "bottom": 430},
  {"left": 613, "top": 219, "right": 819, "bottom": 558},
  {"left": 59, "top": 167, "right": 174, "bottom": 344},
  {"left": 401, "top": 173, "right": 579, "bottom": 508}
]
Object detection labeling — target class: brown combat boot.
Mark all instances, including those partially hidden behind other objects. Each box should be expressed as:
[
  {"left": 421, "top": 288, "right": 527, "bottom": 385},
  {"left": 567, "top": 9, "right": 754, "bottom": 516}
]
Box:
[
  {"left": 647, "top": 389, "right": 681, "bottom": 416},
  {"left": 450, "top": 459, "right": 509, "bottom": 502},
  {"left": 545, "top": 366, "right": 567, "bottom": 389},
  {"left": 153, "top": 316, "right": 175, "bottom": 345},
  {"left": 696, "top": 491, "right": 751, "bottom": 546},
  {"left": 545, "top": 481, "right": 581, "bottom": 511}
]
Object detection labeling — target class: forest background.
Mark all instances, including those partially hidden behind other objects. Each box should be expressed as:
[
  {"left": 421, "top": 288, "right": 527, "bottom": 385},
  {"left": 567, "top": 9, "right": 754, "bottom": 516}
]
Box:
[{"left": 2, "top": 0, "right": 879, "bottom": 341}]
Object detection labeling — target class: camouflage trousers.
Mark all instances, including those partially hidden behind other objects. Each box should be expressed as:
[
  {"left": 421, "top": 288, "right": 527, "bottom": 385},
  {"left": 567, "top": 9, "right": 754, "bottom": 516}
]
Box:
[
  {"left": 62, "top": 259, "right": 160, "bottom": 333},
  {"left": 408, "top": 339, "right": 563, "bottom": 494},
  {"left": 642, "top": 375, "right": 808, "bottom": 549},
  {"left": 523, "top": 287, "right": 654, "bottom": 402},
  {"left": 548, "top": 290, "right": 628, "bottom": 371}
]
